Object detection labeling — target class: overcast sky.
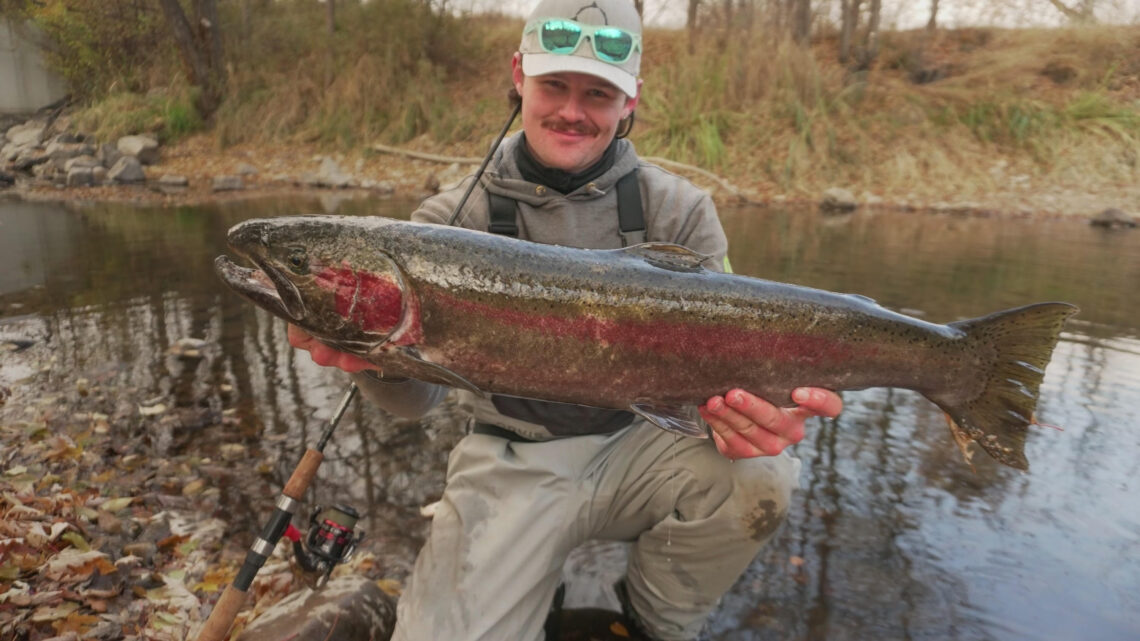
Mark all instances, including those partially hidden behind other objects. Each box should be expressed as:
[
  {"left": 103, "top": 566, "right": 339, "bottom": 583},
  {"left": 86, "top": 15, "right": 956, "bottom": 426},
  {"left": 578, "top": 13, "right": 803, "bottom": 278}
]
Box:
[{"left": 478, "top": 0, "right": 1140, "bottom": 29}]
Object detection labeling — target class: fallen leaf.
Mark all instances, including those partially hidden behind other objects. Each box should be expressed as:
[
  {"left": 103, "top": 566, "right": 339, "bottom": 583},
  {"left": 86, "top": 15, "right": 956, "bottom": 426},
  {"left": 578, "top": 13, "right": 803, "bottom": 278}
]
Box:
[
  {"left": 30, "top": 601, "right": 79, "bottom": 622},
  {"left": 60, "top": 531, "right": 89, "bottom": 552},
  {"left": 138, "top": 403, "right": 167, "bottom": 416},
  {"left": 99, "top": 497, "right": 134, "bottom": 513},
  {"left": 41, "top": 549, "right": 115, "bottom": 582},
  {"left": 610, "top": 621, "right": 630, "bottom": 637}
]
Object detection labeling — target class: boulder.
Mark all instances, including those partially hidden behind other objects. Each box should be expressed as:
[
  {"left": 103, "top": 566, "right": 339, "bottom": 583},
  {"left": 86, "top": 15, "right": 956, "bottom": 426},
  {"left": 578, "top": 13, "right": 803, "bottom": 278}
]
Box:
[
  {"left": 66, "top": 167, "right": 94, "bottom": 187},
  {"left": 237, "top": 162, "right": 259, "bottom": 176},
  {"left": 63, "top": 155, "right": 101, "bottom": 173},
  {"left": 117, "top": 135, "right": 160, "bottom": 165},
  {"left": 235, "top": 575, "right": 396, "bottom": 641},
  {"left": 108, "top": 156, "right": 146, "bottom": 183},
  {"left": 47, "top": 142, "right": 96, "bottom": 170},
  {"left": 212, "top": 175, "right": 244, "bottom": 192},
  {"left": 1090, "top": 208, "right": 1136, "bottom": 229},
  {"left": 6, "top": 122, "right": 46, "bottom": 147},
  {"left": 97, "top": 143, "right": 122, "bottom": 169},
  {"left": 820, "top": 187, "right": 858, "bottom": 213},
  {"left": 317, "top": 157, "right": 352, "bottom": 188}
]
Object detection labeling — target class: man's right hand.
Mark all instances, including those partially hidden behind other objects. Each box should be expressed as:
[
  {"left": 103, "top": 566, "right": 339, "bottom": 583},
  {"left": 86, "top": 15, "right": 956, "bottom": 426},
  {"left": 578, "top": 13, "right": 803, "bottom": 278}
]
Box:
[{"left": 287, "top": 324, "right": 379, "bottom": 374}]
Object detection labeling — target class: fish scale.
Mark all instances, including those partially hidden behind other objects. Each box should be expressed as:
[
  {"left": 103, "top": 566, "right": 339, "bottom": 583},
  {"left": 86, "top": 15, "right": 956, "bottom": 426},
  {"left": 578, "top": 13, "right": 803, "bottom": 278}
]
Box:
[{"left": 215, "top": 215, "right": 1078, "bottom": 470}]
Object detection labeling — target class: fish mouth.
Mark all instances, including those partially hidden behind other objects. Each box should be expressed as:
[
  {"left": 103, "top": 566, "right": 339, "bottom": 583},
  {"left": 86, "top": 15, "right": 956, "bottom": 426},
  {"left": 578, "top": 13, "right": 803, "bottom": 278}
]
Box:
[{"left": 214, "top": 254, "right": 306, "bottom": 322}]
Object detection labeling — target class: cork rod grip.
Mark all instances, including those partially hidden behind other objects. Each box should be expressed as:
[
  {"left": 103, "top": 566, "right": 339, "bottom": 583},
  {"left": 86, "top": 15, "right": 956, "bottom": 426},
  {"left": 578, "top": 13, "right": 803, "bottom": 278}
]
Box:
[
  {"left": 196, "top": 584, "right": 248, "bottom": 641},
  {"left": 282, "top": 449, "right": 323, "bottom": 499}
]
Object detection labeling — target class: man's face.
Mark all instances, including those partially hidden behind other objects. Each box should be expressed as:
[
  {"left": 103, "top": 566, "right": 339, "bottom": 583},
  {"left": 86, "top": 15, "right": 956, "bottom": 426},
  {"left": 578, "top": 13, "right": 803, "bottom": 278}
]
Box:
[{"left": 512, "top": 53, "right": 640, "bottom": 174}]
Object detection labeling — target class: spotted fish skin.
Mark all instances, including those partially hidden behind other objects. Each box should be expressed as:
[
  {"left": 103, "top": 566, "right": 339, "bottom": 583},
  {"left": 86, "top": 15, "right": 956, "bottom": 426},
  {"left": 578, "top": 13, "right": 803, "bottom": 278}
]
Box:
[{"left": 215, "top": 215, "right": 1078, "bottom": 469}]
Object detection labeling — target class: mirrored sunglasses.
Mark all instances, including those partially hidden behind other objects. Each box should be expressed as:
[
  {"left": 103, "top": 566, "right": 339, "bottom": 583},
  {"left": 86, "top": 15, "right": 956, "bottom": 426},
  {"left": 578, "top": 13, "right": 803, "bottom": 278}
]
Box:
[{"left": 525, "top": 18, "right": 641, "bottom": 64}]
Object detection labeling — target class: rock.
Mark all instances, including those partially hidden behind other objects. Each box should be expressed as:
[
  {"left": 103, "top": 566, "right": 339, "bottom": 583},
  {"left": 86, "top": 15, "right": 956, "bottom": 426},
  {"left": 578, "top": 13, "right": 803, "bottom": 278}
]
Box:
[
  {"left": 46, "top": 141, "right": 95, "bottom": 169},
  {"left": 1090, "top": 208, "right": 1136, "bottom": 229},
  {"left": 66, "top": 167, "right": 94, "bottom": 187},
  {"left": 212, "top": 175, "right": 244, "bottom": 192},
  {"left": 117, "top": 135, "right": 160, "bottom": 165},
  {"left": 158, "top": 174, "right": 189, "bottom": 187},
  {"left": 820, "top": 187, "right": 858, "bottom": 212},
  {"left": 298, "top": 172, "right": 322, "bottom": 188},
  {"left": 63, "top": 155, "right": 100, "bottom": 173},
  {"left": 97, "top": 143, "right": 122, "bottom": 168},
  {"left": 108, "top": 156, "right": 146, "bottom": 183},
  {"left": 317, "top": 157, "right": 352, "bottom": 188},
  {"left": 0, "top": 171, "right": 14, "bottom": 188},
  {"left": 6, "top": 121, "right": 46, "bottom": 147},
  {"left": 92, "top": 166, "right": 108, "bottom": 184},
  {"left": 236, "top": 575, "right": 396, "bottom": 641},
  {"left": 237, "top": 162, "right": 259, "bottom": 176}
]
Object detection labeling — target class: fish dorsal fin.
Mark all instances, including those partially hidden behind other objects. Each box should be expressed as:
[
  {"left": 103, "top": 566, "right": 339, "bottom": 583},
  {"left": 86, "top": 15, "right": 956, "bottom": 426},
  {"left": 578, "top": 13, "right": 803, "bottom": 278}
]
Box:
[
  {"left": 622, "top": 243, "right": 710, "bottom": 273},
  {"left": 630, "top": 402, "right": 709, "bottom": 438}
]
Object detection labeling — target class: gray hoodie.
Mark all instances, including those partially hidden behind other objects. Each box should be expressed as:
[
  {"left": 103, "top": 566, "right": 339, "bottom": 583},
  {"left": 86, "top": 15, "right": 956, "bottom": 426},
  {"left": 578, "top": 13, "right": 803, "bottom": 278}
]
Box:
[{"left": 352, "top": 133, "right": 729, "bottom": 439}]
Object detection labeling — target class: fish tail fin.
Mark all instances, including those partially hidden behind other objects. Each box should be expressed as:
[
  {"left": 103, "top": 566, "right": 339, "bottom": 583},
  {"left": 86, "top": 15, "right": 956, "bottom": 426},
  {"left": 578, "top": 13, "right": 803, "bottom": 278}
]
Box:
[{"left": 931, "top": 302, "right": 1078, "bottom": 470}]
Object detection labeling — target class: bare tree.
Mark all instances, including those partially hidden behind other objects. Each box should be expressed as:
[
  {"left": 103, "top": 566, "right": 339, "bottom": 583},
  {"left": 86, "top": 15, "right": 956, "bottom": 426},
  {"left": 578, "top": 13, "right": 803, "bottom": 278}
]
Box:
[
  {"left": 687, "top": 0, "right": 700, "bottom": 53},
  {"left": 791, "top": 0, "right": 810, "bottom": 44},
  {"left": 633, "top": 0, "right": 644, "bottom": 17},
  {"left": 839, "top": 0, "right": 861, "bottom": 62},
  {"left": 859, "top": 0, "right": 881, "bottom": 68},
  {"left": 157, "top": 0, "right": 226, "bottom": 117},
  {"left": 927, "top": 0, "right": 939, "bottom": 30}
]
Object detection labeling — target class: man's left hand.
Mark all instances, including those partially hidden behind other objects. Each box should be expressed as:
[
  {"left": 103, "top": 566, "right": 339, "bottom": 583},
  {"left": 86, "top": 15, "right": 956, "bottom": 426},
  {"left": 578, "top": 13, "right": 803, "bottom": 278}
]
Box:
[{"left": 699, "top": 388, "right": 842, "bottom": 459}]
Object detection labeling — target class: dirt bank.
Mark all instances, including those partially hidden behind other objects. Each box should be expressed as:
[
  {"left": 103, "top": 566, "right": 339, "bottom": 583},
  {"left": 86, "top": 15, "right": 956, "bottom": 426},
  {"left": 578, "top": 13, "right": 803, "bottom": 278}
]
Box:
[{"left": 4, "top": 133, "right": 1139, "bottom": 222}]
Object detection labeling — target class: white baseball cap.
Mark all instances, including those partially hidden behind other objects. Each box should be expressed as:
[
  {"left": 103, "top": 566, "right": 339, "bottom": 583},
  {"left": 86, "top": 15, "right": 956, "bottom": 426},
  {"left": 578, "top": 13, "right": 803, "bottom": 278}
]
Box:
[{"left": 519, "top": 0, "right": 642, "bottom": 97}]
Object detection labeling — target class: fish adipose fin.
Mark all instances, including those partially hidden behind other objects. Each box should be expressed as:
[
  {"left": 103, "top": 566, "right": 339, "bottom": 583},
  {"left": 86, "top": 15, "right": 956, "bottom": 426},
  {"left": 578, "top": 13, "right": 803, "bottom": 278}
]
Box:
[
  {"left": 932, "top": 302, "right": 1078, "bottom": 470},
  {"left": 622, "top": 243, "right": 711, "bottom": 272},
  {"left": 630, "top": 402, "right": 709, "bottom": 438}
]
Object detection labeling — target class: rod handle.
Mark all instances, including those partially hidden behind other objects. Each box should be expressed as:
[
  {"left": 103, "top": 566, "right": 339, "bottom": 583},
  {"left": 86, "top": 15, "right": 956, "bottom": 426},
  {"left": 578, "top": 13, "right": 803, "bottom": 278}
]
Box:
[
  {"left": 283, "top": 449, "right": 323, "bottom": 499},
  {"left": 196, "top": 584, "right": 248, "bottom": 641}
]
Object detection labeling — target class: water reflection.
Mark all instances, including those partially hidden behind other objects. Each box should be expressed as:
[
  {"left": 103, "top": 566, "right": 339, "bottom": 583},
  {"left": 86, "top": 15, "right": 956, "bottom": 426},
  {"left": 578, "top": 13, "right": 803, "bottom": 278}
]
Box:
[{"left": 1, "top": 199, "right": 1138, "bottom": 640}]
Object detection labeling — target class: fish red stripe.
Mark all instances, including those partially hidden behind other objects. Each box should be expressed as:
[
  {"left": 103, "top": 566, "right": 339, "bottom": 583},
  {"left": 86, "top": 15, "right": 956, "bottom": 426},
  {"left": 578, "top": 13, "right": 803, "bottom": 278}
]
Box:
[{"left": 434, "top": 290, "right": 874, "bottom": 366}]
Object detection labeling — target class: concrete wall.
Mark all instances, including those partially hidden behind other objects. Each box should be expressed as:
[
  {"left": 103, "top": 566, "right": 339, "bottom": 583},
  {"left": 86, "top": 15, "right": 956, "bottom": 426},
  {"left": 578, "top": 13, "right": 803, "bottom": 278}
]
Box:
[{"left": 0, "top": 18, "right": 67, "bottom": 115}]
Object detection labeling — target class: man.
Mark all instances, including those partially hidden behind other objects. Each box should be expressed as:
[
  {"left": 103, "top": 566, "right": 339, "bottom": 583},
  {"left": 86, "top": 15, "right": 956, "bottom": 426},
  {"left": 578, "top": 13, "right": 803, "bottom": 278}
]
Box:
[{"left": 289, "top": 0, "right": 842, "bottom": 639}]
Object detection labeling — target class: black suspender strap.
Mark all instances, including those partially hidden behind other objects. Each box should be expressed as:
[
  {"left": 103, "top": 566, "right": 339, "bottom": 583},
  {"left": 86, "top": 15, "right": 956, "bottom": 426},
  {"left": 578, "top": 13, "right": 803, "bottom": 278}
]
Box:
[
  {"left": 486, "top": 168, "right": 645, "bottom": 244},
  {"left": 615, "top": 168, "right": 646, "bottom": 246},
  {"left": 488, "top": 191, "right": 519, "bottom": 237}
]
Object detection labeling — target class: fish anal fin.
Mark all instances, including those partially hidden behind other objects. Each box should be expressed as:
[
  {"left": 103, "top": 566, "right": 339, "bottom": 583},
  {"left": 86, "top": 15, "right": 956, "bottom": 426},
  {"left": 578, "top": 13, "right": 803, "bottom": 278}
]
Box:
[
  {"left": 631, "top": 402, "right": 709, "bottom": 439},
  {"left": 944, "top": 412, "right": 977, "bottom": 470}
]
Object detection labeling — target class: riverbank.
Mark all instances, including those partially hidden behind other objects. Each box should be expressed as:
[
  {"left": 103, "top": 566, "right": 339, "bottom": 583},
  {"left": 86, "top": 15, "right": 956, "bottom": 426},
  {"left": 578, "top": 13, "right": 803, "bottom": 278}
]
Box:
[{"left": 5, "top": 131, "right": 1138, "bottom": 222}]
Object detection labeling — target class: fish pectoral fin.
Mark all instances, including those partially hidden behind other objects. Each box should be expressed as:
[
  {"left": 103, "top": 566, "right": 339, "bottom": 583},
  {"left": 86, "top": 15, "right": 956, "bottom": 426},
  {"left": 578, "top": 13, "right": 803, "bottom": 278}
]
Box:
[
  {"left": 630, "top": 402, "right": 709, "bottom": 439},
  {"left": 389, "top": 347, "right": 484, "bottom": 395},
  {"left": 622, "top": 243, "right": 711, "bottom": 273}
]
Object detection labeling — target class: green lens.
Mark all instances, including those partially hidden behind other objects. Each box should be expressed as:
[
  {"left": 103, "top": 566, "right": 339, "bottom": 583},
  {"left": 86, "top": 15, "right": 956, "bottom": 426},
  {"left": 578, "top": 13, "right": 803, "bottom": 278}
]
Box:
[
  {"left": 593, "top": 27, "right": 633, "bottom": 63},
  {"left": 541, "top": 20, "right": 583, "bottom": 54}
]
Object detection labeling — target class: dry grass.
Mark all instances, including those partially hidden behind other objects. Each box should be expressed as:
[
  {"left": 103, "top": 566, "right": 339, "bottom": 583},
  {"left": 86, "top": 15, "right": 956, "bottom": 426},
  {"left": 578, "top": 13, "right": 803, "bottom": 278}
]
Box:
[{"left": 67, "top": 7, "right": 1140, "bottom": 204}]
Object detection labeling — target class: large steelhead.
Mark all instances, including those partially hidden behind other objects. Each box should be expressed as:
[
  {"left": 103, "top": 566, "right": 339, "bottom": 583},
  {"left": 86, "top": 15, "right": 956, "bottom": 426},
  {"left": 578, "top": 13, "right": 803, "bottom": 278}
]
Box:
[{"left": 215, "top": 215, "right": 1077, "bottom": 470}]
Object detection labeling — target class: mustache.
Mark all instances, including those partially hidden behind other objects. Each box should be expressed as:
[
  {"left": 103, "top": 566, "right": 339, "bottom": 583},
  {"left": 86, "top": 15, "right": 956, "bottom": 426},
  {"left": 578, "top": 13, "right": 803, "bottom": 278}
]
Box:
[{"left": 542, "top": 119, "right": 598, "bottom": 136}]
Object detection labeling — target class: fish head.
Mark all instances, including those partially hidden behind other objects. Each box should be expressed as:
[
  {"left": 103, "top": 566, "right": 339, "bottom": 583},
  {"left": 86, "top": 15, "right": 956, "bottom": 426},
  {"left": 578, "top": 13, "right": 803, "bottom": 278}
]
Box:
[{"left": 215, "top": 216, "right": 414, "bottom": 354}]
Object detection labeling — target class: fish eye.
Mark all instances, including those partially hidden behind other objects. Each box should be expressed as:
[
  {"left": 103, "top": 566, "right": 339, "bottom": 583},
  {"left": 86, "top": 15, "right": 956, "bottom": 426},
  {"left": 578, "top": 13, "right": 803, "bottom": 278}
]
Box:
[{"left": 287, "top": 247, "right": 309, "bottom": 274}]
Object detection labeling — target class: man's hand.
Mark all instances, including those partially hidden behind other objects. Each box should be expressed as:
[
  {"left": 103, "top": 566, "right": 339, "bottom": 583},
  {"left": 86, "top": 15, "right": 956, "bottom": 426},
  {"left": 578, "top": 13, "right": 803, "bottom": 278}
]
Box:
[
  {"left": 287, "top": 324, "right": 379, "bottom": 374},
  {"left": 699, "top": 388, "right": 842, "bottom": 459}
]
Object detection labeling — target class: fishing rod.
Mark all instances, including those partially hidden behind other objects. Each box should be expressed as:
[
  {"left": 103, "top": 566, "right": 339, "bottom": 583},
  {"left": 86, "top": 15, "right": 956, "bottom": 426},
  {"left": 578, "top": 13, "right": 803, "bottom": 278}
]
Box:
[
  {"left": 196, "top": 383, "right": 359, "bottom": 641},
  {"left": 199, "top": 90, "right": 519, "bottom": 641},
  {"left": 447, "top": 89, "right": 521, "bottom": 226}
]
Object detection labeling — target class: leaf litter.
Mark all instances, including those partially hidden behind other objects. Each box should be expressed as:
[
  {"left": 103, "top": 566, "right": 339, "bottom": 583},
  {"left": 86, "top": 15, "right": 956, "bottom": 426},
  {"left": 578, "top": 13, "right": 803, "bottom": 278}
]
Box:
[{"left": 0, "top": 342, "right": 397, "bottom": 640}]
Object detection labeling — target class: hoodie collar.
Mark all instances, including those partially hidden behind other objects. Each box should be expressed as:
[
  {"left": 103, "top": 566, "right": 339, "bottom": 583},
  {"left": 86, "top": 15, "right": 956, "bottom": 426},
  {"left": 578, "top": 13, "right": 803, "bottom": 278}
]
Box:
[{"left": 488, "top": 133, "right": 640, "bottom": 205}]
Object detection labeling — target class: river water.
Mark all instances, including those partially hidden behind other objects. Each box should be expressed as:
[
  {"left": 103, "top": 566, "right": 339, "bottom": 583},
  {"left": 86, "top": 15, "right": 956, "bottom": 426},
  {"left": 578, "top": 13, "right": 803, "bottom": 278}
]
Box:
[{"left": 0, "top": 195, "right": 1137, "bottom": 640}]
